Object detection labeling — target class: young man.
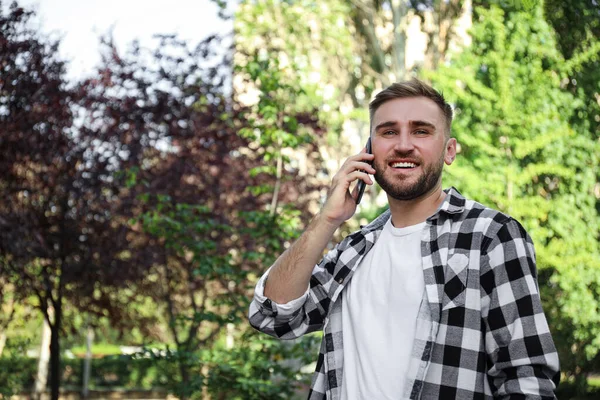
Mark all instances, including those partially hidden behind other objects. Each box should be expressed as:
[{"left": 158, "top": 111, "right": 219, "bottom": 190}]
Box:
[{"left": 249, "top": 79, "right": 560, "bottom": 399}]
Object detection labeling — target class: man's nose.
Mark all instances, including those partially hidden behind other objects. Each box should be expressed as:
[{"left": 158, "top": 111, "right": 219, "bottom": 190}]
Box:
[{"left": 393, "top": 131, "right": 414, "bottom": 152}]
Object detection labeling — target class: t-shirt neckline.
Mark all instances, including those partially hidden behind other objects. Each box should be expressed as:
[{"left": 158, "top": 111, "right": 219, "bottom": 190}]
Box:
[{"left": 386, "top": 219, "right": 427, "bottom": 237}]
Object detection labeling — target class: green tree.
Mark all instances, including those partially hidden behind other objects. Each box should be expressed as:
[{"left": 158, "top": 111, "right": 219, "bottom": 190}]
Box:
[
  {"left": 234, "top": 0, "right": 470, "bottom": 147},
  {"left": 0, "top": 3, "right": 155, "bottom": 398},
  {"left": 234, "top": 0, "right": 474, "bottom": 237},
  {"left": 235, "top": 0, "right": 361, "bottom": 145},
  {"left": 426, "top": 4, "right": 600, "bottom": 395},
  {"left": 78, "top": 27, "right": 326, "bottom": 397}
]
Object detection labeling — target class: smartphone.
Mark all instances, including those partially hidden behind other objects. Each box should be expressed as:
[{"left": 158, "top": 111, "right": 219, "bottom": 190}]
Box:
[{"left": 355, "top": 137, "right": 372, "bottom": 205}]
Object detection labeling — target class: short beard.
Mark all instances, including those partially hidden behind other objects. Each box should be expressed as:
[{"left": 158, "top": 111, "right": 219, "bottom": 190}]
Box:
[{"left": 374, "top": 153, "right": 444, "bottom": 201}]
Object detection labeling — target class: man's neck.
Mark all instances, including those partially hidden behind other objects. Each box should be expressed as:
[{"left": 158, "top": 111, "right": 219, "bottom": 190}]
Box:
[{"left": 387, "top": 186, "right": 446, "bottom": 228}]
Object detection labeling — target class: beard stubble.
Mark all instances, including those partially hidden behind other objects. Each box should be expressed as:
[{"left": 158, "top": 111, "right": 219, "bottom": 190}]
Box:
[{"left": 374, "top": 151, "right": 445, "bottom": 201}]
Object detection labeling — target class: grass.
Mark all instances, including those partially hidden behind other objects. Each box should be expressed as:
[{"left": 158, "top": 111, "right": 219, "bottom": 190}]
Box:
[{"left": 69, "top": 343, "right": 123, "bottom": 356}]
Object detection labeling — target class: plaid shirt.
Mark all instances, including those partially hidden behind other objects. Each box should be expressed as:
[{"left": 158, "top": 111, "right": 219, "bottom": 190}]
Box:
[{"left": 249, "top": 188, "right": 560, "bottom": 399}]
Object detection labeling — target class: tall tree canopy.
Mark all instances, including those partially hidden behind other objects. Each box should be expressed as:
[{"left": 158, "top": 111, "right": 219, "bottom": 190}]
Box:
[
  {"left": 428, "top": 4, "right": 600, "bottom": 393},
  {"left": 0, "top": 2, "right": 157, "bottom": 398}
]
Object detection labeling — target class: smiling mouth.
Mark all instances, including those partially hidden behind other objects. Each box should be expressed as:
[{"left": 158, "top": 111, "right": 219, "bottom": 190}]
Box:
[{"left": 390, "top": 161, "right": 418, "bottom": 169}]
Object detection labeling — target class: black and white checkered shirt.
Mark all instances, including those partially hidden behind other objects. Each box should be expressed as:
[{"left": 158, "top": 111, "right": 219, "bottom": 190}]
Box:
[{"left": 249, "top": 188, "right": 560, "bottom": 399}]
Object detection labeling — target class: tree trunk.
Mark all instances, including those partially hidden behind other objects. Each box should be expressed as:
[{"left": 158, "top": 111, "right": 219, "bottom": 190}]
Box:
[
  {"left": 574, "top": 370, "right": 588, "bottom": 396},
  {"left": 178, "top": 358, "right": 190, "bottom": 400},
  {"left": 0, "top": 331, "right": 6, "bottom": 357},
  {"left": 82, "top": 325, "right": 94, "bottom": 399},
  {"left": 0, "top": 290, "right": 16, "bottom": 358},
  {"left": 49, "top": 301, "right": 62, "bottom": 400},
  {"left": 269, "top": 138, "right": 283, "bottom": 217},
  {"left": 391, "top": 0, "right": 409, "bottom": 80},
  {"left": 34, "top": 311, "right": 52, "bottom": 400}
]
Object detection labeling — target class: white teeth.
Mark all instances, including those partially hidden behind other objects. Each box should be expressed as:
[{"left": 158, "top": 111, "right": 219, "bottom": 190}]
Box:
[{"left": 391, "top": 162, "right": 416, "bottom": 168}]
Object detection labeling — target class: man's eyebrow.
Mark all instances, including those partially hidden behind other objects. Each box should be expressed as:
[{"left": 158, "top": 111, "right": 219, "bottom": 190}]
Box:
[
  {"left": 410, "top": 120, "right": 436, "bottom": 130},
  {"left": 374, "top": 121, "right": 397, "bottom": 131},
  {"left": 374, "top": 120, "right": 437, "bottom": 131}
]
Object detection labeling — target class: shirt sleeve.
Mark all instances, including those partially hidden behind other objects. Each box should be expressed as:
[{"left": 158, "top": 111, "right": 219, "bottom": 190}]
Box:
[
  {"left": 252, "top": 266, "right": 310, "bottom": 316},
  {"left": 248, "top": 244, "right": 342, "bottom": 339},
  {"left": 481, "top": 217, "right": 560, "bottom": 399}
]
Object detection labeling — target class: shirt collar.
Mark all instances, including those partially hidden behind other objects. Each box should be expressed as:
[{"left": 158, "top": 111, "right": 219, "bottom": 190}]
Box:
[
  {"left": 360, "top": 187, "right": 466, "bottom": 234},
  {"left": 434, "top": 186, "right": 466, "bottom": 216}
]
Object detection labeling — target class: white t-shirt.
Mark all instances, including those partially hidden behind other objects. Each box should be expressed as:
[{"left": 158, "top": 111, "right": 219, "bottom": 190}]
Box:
[{"left": 340, "top": 219, "right": 426, "bottom": 400}]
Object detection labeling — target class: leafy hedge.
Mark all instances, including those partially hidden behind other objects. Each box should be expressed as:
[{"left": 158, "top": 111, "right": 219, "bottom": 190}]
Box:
[
  {"left": 0, "top": 334, "right": 318, "bottom": 399},
  {"left": 0, "top": 356, "right": 171, "bottom": 396}
]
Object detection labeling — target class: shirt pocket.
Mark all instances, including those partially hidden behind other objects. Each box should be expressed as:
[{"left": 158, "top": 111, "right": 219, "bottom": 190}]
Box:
[{"left": 442, "top": 252, "right": 469, "bottom": 311}]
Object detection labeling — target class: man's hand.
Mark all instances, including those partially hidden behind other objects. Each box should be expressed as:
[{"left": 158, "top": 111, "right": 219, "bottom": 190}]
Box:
[
  {"left": 262, "top": 147, "right": 375, "bottom": 304},
  {"left": 321, "top": 148, "right": 375, "bottom": 226}
]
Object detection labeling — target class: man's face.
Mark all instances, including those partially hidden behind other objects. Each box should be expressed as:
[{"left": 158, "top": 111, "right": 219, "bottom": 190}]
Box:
[{"left": 371, "top": 96, "right": 456, "bottom": 201}]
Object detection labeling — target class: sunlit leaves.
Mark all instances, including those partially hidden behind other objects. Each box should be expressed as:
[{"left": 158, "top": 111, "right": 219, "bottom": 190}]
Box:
[{"left": 429, "top": 4, "right": 600, "bottom": 387}]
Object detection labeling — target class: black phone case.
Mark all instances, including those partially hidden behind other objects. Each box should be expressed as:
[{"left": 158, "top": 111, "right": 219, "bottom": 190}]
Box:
[{"left": 355, "top": 137, "right": 372, "bottom": 205}]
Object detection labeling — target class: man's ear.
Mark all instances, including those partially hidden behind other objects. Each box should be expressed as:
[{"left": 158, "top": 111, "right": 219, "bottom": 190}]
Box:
[{"left": 444, "top": 138, "right": 457, "bottom": 165}]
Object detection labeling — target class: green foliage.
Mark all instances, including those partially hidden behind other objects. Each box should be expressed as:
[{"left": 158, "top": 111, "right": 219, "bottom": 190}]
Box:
[
  {"left": 203, "top": 332, "right": 320, "bottom": 400},
  {"left": 557, "top": 379, "right": 600, "bottom": 400},
  {"left": 235, "top": 50, "right": 325, "bottom": 214},
  {"left": 77, "top": 333, "right": 319, "bottom": 400},
  {"left": 0, "top": 334, "right": 319, "bottom": 398},
  {"left": 60, "top": 355, "right": 169, "bottom": 389},
  {"left": 130, "top": 148, "right": 318, "bottom": 399},
  {"left": 6, "top": 1, "right": 599, "bottom": 399},
  {"left": 140, "top": 201, "right": 237, "bottom": 283},
  {"left": 240, "top": 206, "right": 303, "bottom": 265},
  {"left": 0, "top": 338, "right": 35, "bottom": 398},
  {"left": 122, "top": 348, "right": 204, "bottom": 399},
  {"left": 427, "top": 4, "right": 600, "bottom": 391},
  {"left": 236, "top": 0, "right": 359, "bottom": 136},
  {"left": 0, "top": 352, "right": 181, "bottom": 393}
]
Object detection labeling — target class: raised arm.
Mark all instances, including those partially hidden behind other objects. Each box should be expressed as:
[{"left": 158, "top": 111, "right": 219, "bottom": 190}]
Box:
[
  {"left": 248, "top": 149, "right": 374, "bottom": 339},
  {"left": 263, "top": 149, "right": 375, "bottom": 303}
]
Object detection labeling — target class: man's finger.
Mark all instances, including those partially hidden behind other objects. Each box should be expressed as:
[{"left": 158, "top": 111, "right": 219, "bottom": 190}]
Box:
[
  {"left": 350, "top": 182, "right": 359, "bottom": 200},
  {"left": 340, "top": 161, "right": 376, "bottom": 178},
  {"left": 346, "top": 171, "right": 373, "bottom": 185}
]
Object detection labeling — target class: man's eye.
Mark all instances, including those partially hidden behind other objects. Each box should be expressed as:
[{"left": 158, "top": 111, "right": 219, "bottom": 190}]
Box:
[
  {"left": 383, "top": 130, "right": 396, "bottom": 136},
  {"left": 415, "top": 129, "right": 429, "bottom": 135}
]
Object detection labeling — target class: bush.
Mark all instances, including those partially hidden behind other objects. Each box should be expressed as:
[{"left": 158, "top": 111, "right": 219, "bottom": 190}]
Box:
[
  {"left": 202, "top": 332, "right": 320, "bottom": 400},
  {"left": 0, "top": 338, "right": 37, "bottom": 397},
  {"left": 0, "top": 357, "right": 37, "bottom": 398},
  {"left": 61, "top": 355, "right": 174, "bottom": 389},
  {"left": 0, "top": 353, "right": 173, "bottom": 395}
]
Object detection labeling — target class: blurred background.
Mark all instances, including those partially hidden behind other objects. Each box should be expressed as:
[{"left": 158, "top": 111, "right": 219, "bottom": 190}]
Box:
[{"left": 0, "top": 0, "right": 599, "bottom": 399}]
